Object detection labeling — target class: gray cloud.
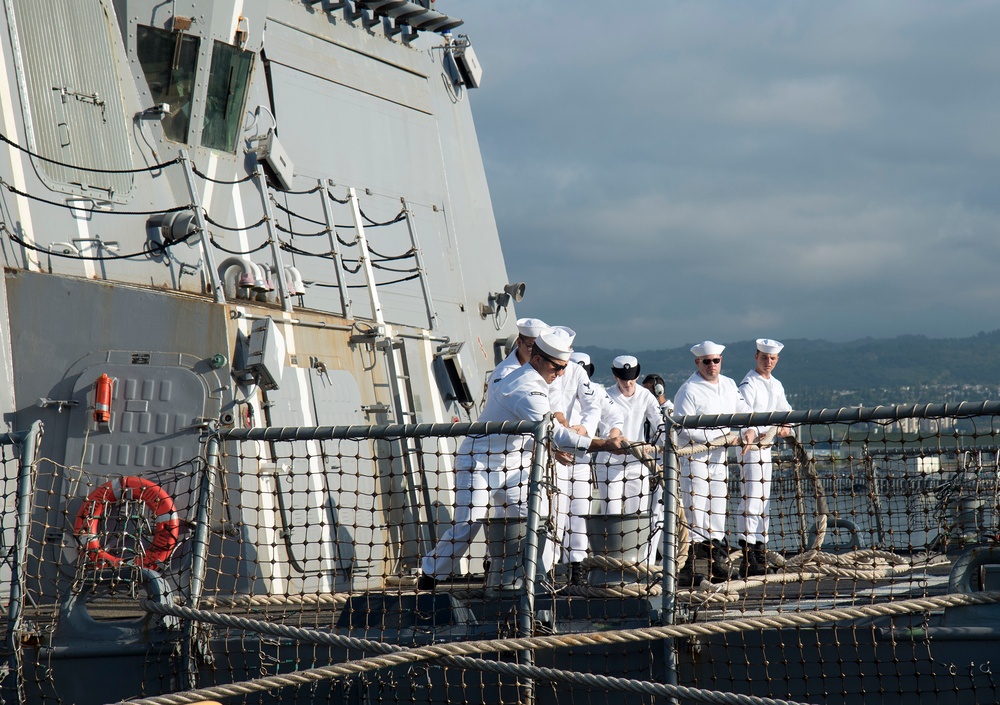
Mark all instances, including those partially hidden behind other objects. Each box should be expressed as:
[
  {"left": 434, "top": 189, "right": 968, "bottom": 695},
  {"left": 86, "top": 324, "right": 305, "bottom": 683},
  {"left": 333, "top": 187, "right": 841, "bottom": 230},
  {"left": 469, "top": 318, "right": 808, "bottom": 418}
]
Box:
[{"left": 445, "top": 0, "right": 1000, "bottom": 349}]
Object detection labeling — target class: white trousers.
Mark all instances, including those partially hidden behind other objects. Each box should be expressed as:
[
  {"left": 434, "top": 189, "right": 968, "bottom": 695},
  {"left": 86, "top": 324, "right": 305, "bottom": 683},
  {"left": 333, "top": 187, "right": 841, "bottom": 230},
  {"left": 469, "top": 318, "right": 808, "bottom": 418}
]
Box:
[
  {"left": 555, "top": 459, "right": 593, "bottom": 563},
  {"left": 737, "top": 447, "right": 772, "bottom": 544},
  {"left": 679, "top": 448, "right": 728, "bottom": 544},
  {"left": 421, "top": 452, "right": 553, "bottom": 579},
  {"left": 594, "top": 458, "right": 650, "bottom": 515}
]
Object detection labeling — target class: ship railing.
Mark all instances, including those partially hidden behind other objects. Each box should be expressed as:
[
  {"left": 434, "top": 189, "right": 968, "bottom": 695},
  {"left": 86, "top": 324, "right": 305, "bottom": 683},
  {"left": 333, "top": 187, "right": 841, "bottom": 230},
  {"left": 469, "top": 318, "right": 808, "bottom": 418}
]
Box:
[
  {"left": 0, "top": 421, "right": 42, "bottom": 702},
  {"left": 18, "top": 403, "right": 1000, "bottom": 705}
]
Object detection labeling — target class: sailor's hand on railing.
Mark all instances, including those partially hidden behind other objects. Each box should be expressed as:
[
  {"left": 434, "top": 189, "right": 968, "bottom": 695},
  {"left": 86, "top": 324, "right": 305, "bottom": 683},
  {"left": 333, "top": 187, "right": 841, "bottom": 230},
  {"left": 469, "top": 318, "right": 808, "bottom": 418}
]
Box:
[
  {"left": 741, "top": 428, "right": 757, "bottom": 455},
  {"left": 592, "top": 435, "right": 629, "bottom": 455},
  {"left": 553, "top": 449, "right": 575, "bottom": 466}
]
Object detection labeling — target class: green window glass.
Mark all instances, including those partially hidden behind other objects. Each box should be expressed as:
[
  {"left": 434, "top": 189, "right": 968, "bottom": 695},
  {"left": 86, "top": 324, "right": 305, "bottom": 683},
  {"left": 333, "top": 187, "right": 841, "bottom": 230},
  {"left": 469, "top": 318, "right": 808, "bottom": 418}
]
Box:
[
  {"left": 202, "top": 41, "right": 254, "bottom": 152},
  {"left": 136, "top": 25, "right": 200, "bottom": 144}
]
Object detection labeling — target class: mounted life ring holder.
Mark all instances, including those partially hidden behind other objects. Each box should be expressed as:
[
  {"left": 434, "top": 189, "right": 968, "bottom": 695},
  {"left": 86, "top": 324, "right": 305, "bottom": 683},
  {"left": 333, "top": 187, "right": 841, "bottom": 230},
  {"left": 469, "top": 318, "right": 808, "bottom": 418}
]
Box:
[
  {"left": 948, "top": 546, "right": 1000, "bottom": 594},
  {"left": 73, "top": 476, "right": 180, "bottom": 569}
]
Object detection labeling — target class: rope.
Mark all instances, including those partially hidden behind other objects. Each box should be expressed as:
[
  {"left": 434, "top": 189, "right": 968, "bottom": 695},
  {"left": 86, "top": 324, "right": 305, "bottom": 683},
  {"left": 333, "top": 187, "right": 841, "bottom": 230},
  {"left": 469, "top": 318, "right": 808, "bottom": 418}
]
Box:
[{"left": 128, "top": 590, "right": 1000, "bottom": 705}]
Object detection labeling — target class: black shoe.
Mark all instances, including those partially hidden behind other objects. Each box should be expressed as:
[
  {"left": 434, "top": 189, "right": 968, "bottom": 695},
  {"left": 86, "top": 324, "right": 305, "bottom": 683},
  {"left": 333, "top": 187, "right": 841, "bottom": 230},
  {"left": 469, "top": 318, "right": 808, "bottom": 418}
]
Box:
[
  {"left": 675, "top": 547, "right": 706, "bottom": 588},
  {"left": 752, "top": 543, "right": 772, "bottom": 574},
  {"left": 677, "top": 564, "right": 707, "bottom": 588},
  {"left": 738, "top": 542, "right": 770, "bottom": 578},
  {"left": 417, "top": 574, "right": 438, "bottom": 590},
  {"left": 709, "top": 540, "right": 735, "bottom": 582}
]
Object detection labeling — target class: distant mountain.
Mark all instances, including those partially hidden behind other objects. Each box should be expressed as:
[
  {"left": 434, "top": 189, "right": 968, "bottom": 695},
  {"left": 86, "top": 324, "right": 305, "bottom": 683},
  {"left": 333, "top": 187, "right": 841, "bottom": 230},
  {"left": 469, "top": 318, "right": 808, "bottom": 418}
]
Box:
[{"left": 578, "top": 330, "right": 1000, "bottom": 408}]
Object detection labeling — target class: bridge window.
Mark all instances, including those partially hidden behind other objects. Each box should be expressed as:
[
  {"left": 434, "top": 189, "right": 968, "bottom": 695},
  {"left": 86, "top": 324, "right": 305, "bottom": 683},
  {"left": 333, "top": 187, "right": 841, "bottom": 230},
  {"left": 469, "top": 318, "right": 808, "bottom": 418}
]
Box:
[
  {"left": 202, "top": 41, "right": 254, "bottom": 152},
  {"left": 136, "top": 26, "right": 200, "bottom": 144}
]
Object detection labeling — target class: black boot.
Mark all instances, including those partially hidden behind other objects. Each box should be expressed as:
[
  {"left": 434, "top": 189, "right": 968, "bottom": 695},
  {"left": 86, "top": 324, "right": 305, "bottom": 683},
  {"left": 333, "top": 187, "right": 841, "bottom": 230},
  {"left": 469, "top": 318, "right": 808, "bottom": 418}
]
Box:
[
  {"left": 676, "top": 546, "right": 706, "bottom": 588},
  {"left": 738, "top": 539, "right": 754, "bottom": 578},
  {"left": 739, "top": 540, "right": 769, "bottom": 578},
  {"left": 709, "top": 539, "right": 735, "bottom": 582},
  {"left": 752, "top": 542, "right": 771, "bottom": 575}
]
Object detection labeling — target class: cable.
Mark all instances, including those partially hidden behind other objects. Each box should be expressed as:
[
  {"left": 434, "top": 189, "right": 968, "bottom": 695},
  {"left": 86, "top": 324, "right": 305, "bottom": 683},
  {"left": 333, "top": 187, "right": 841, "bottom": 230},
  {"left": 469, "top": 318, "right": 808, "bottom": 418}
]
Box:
[
  {"left": 0, "top": 178, "right": 190, "bottom": 216},
  {"left": 203, "top": 213, "right": 268, "bottom": 231},
  {"left": 277, "top": 183, "right": 323, "bottom": 196},
  {"left": 274, "top": 222, "right": 330, "bottom": 238},
  {"left": 0, "top": 131, "right": 179, "bottom": 173},
  {"left": 2, "top": 222, "right": 196, "bottom": 260},
  {"left": 190, "top": 166, "right": 255, "bottom": 185},
  {"left": 271, "top": 199, "right": 328, "bottom": 227},
  {"left": 346, "top": 273, "right": 419, "bottom": 288},
  {"left": 366, "top": 245, "right": 415, "bottom": 260},
  {"left": 209, "top": 234, "right": 272, "bottom": 256},
  {"left": 359, "top": 206, "right": 406, "bottom": 227}
]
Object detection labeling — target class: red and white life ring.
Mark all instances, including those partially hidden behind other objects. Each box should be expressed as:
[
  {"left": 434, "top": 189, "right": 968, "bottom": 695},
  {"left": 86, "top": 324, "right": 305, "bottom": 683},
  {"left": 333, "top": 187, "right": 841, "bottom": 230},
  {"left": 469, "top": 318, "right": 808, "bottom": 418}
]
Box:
[{"left": 73, "top": 476, "right": 180, "bottom": 569}]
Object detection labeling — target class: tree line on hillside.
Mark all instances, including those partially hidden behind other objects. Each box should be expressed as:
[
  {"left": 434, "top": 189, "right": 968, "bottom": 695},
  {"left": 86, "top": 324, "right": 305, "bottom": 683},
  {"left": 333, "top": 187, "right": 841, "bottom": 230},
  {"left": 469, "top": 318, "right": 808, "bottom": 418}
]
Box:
[{"left": 579, "top": 330, "right": 1000, "bottom": 409}]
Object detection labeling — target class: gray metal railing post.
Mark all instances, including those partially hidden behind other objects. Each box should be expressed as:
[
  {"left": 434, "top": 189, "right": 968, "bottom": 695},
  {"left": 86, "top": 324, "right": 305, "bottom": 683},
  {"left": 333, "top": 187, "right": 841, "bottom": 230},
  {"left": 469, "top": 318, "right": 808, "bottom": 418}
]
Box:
[
  {"left": 400, "top": 199, "right": 438, "bottom": 330},
  {"left": 5, "top": 421, "right": 41, "bottom": 701},
  {"left": 178, "top": 150, "right": 226, "bottom": 304},
  {"left": 254, "top": 170, "right": 292, "bottom": 312},
  {"left": 660, "top": 418, "right": 679, "bottom": 702},
  {"left": 182, "top": 435, "right": 220, "bottom": 690},
  {"left": 189, "top": 436, "right": 219, "bottom": 609},
  {"left": 319, "top": 181, "right": 353, "bottom": 318},
  {"left": 517, "top": 416, "right": 550, "bottom": 705}
]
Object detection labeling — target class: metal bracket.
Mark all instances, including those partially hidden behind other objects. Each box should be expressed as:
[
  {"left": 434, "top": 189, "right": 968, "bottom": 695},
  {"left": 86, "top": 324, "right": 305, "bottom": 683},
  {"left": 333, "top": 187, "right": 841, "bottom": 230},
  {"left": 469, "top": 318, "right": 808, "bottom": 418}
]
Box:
[{"left": 37, "top": 398, "right": 79, "bottom": 413}]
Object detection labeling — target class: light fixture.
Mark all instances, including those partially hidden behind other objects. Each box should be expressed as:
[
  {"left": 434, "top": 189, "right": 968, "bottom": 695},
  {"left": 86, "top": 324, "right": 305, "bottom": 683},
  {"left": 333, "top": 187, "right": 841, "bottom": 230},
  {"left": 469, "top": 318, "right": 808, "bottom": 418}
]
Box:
[{"left": 478, "top": 282, "right": 526, "bottom": 318}]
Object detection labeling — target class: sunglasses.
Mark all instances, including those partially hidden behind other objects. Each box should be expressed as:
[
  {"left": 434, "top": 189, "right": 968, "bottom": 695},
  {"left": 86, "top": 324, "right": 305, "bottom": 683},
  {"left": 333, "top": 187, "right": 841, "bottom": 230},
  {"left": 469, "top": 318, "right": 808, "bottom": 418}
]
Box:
[{"left": 699, "top": 358, "right": 722, "bottom": 365}]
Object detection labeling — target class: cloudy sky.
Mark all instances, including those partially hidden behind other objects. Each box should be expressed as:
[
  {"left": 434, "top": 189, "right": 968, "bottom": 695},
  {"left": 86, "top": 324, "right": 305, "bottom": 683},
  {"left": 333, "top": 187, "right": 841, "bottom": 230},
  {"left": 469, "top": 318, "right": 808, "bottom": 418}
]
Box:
[{"left": 445, "top": 1, "right": 1000, "bottom": 351}]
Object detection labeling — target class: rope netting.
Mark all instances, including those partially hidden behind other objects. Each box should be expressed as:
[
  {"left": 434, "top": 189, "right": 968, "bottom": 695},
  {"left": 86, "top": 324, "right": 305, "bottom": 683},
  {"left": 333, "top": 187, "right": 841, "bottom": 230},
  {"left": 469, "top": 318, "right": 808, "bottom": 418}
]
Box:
[{"left": 6, "top": 409, "right": 1000, "bottom": 704}]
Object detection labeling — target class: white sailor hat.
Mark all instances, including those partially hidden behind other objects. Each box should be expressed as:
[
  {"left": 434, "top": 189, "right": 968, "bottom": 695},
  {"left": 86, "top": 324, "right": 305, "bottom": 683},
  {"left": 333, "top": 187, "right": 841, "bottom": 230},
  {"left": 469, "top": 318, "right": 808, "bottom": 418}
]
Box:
[
  {"left": 534, "top": 329, "right": 574, "bottom": 361},
  {"left": 756, "top": 338, "right": 784, "bottom": 354},
  {"left": 611, "top": 354, "right": 641, "bottom": 380},
  {"left": 570, "top": 351, "right": 595, "bottom": 377},
  {"left": 516, "top": 317, "right": 549, "bottom": 338},
  {"left": 549, "top": 325, "right": 576, "bottom": 346},
  {"left": 690, "top": 341, "right": 725, "bottom": 357}
]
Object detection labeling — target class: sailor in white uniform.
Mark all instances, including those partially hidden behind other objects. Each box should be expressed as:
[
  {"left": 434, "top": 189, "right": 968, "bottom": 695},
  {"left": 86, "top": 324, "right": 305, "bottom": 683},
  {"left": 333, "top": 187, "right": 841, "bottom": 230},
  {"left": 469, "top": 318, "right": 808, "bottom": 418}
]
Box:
[
  {"left": 597, "top": 356, "right": 663, "bottom": 516},
  {"left": 419, "top": 330, "right": 627, "bottom": 587},
  {"left": 544, "top": 329, "right": 603, "bottom": 582},
  {"left": 559, "top": 351, "right": 624, "bottom": 583},
  {"left": 737, "top": 338, "right": 793, "bottom": 577},
  {"left": 485, "top": 317, "right": 549, "bottom": 399},
  {"left": 673, "top": 341, "right": 755, "bottom": 582}
]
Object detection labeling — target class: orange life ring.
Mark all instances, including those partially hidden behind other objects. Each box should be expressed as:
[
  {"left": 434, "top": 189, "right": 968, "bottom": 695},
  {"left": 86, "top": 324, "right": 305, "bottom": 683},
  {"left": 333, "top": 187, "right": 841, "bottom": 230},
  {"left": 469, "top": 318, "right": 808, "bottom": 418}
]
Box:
[{"left": 73, "top": 476, "right": 180, "bottom": 569}]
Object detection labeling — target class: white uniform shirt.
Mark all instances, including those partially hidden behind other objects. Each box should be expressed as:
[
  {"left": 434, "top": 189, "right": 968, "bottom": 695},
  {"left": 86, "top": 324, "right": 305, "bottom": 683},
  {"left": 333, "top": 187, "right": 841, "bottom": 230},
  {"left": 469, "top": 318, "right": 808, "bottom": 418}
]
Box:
[
  {"left": 548, "top": 362, "right": 602, "bottom": 436},
  {"left": 571, "top": 385, "right": 624, "bottom": 437},
  {"left": 738, "top": 370, "right": 792, "bottom": 434},
  {"left": 672, "top": 372, "right": 751, "bottom": 447},
  {"left": 462, "top": 362, "right": 591, "bottom": 459},
  {"left": 484, "top": 349, "right": 524, "bottom": 401},
  {"left": 606, "top": 384, "right": 663, "bottom": 443}
]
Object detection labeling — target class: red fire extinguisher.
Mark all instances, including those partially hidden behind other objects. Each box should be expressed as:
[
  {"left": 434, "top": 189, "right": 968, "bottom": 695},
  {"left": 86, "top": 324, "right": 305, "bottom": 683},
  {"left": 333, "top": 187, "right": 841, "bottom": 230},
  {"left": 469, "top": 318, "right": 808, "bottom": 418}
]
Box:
[{"left": 93, "top": 374, "right": 113, "bottom": 423}]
